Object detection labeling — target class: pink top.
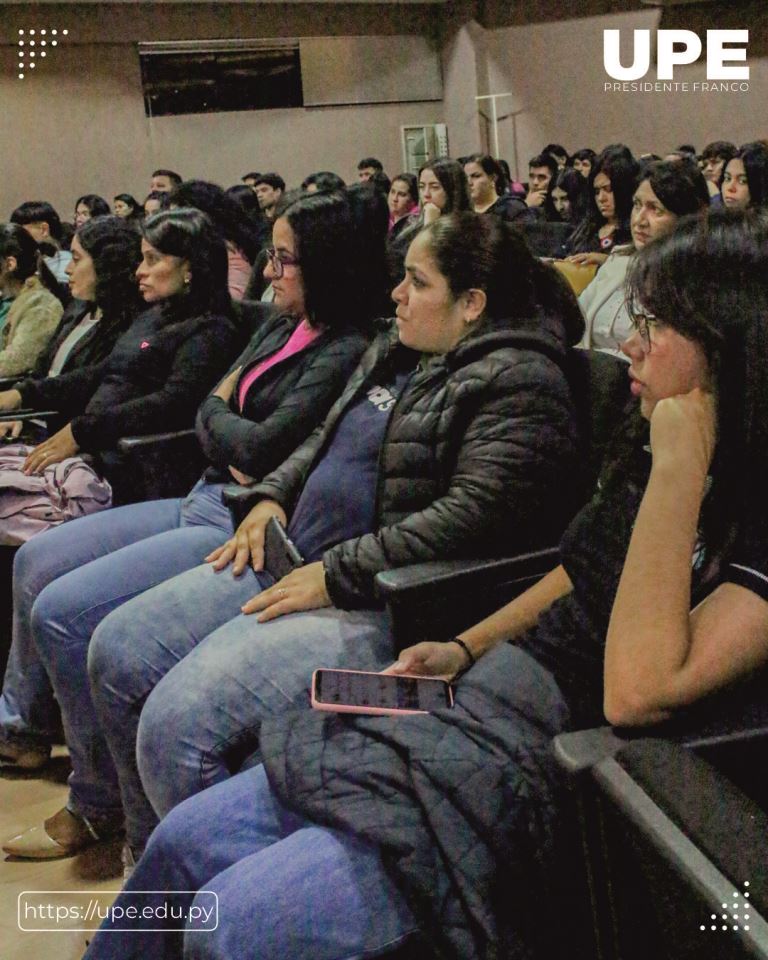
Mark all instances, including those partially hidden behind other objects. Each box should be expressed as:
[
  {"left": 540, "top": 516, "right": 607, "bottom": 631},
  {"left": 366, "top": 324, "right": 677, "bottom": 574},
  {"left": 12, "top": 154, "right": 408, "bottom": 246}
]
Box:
[
  {"left": 227, "top": 243, "right": 252, "bottom": 301},
  {"left": 237, "top": 318, "right": 321, "bottom": 411}
]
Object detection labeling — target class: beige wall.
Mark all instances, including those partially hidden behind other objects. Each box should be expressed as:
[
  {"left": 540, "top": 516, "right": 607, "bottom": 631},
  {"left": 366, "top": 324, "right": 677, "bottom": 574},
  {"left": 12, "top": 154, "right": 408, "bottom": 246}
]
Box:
[
  {"left": 0, "top": 3, "right": 445, "bottom": 217},
  {"left": 3, "top": 1, "right": 767, "bottom": 216},
  {"left": 482, "top": 9, "right": 768, "bottom": 180}
]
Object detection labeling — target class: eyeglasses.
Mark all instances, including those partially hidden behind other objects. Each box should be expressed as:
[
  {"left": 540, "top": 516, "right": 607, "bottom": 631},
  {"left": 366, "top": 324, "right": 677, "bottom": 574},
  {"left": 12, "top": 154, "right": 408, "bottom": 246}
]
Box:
[
  {"left": 265, "top": 247, "right": 300, "bottom": 279},
  {"left": 630, "top": 312, "right": 660, "bottom": 351}
]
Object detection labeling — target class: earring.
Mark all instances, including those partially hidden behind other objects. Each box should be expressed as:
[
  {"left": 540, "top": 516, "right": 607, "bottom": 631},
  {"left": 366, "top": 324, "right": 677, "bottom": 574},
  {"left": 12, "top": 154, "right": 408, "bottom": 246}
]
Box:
[{"left": 184, "top": 275, "right": 191, "bottom": 285}]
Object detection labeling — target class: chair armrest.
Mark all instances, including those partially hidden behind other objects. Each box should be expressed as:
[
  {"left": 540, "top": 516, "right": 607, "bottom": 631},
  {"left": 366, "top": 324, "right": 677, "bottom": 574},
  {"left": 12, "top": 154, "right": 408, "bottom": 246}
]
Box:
[
  {"left": 117, "top": 428, "right": 196, "bottom": 453},
  {"left": 375, "top": 547, "right": 560, "bottom": 651},
  {"left": 0, "top": 376, "right": 26, "bottom": 390},
  {"left": 553, "top": 727, "right": 630, "bottom": 776},
  {"left": 375, "top": 548, "right": 560, "bottom": 601},
  {"left": 0, "top": 410, "right": 59, "bottom": 422},
  {"left": 595, "top": 738, "right": 768, "bottom": 925}
]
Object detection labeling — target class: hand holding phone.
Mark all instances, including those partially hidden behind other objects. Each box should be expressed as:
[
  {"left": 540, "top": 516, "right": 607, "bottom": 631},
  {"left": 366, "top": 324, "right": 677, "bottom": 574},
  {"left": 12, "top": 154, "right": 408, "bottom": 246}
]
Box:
[{"left": 311, "top": 668, "right": 454, "bottom": 716}]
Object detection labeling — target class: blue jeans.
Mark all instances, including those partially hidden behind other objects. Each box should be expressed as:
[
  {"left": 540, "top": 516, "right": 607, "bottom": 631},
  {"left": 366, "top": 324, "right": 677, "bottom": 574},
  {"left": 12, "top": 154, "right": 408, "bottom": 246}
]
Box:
[
  {"left": 0, "top": 481, "right": 233, "bottom": 829},
  {"left": 88, "top": 562, "right": 394, "bottom": 850},
  {"left": 84, "top": 764, "right": 417, "bottom": 960}
]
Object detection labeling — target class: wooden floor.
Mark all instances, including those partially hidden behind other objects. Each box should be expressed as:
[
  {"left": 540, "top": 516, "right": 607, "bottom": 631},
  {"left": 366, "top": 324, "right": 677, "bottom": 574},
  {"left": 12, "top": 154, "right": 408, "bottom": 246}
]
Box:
[{"left": 0, "top": 749, "right": 121, "bottom": 960}]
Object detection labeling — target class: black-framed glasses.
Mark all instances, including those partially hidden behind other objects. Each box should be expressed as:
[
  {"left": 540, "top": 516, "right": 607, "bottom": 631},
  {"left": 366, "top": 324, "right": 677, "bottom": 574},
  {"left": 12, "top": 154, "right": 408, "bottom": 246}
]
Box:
[
  {"left": 265, "top": 247, "right": 300, "bottom": 279},
  {"left": 630, "top": 312, "right": 660, "bottom": 351}
]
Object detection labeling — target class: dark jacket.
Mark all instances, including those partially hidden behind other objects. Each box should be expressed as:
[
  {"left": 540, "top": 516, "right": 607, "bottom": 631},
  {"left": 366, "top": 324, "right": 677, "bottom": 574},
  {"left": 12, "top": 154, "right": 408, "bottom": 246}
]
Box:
[
  {"left": 19, "top": 298, "right": 130, "bottom": 385},
  {"left": 242, "top": 314, "right": 581, "bottom": 609},
  {"left": 485, "top": 193, "right": 535, "bottom": 224},
  {"left": 16, "top": 302, "right": 247, "bottom": 452},
  {"left": 196, "top": 309, "right": 369, "bottom": 483}
]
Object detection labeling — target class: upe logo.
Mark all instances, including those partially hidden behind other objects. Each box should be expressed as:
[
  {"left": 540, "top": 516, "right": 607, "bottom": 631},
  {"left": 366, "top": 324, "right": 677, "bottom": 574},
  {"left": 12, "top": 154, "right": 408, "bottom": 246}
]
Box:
[{"left": 604, "top": 29, "right": 749, "bottom": 81}]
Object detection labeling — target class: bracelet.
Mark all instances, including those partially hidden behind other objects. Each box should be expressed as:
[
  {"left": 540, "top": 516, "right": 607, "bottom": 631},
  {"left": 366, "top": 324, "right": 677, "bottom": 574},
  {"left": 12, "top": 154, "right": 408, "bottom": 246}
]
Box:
[{"left": 449, "top": 636, "right": 476, "bottom": 668}]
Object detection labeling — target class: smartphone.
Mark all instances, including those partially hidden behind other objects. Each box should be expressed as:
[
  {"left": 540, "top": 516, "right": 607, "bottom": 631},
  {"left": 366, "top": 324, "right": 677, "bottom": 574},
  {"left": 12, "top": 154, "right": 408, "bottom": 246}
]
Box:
[
  {"left": 311, "top": 668, "right": 454, "bottom": 716},
  {"left": 263, "top": 516, "right": 304, "bottom": 581}
]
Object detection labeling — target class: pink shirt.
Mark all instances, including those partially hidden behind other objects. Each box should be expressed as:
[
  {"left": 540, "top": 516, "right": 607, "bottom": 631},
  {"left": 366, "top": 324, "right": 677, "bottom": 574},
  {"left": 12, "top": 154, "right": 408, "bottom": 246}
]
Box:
[{"left": 237, "top": 319, "right": 321, "bottom": 411}]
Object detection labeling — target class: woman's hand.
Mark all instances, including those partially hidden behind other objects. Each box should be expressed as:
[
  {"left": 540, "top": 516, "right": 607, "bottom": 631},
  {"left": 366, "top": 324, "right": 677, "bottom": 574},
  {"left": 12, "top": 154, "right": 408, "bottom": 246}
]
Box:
[
  {"left": 649, "top": 387, "right": 716, "bottom": 479},
  {"left": 0, "top": 420, "right": 23, "bottom": 440},
  {"left": 0, "top": 389, "right": 22, "bottom": 413},
  {"left": 422, "top": 202, "right": 441, "bottom": 226},
  {"left": 213, "top": 366, "right": 242, "bottom": 403},
  {"left": 205, "top": 499, "right": 287, "bottom": 575},
  {"left": 241, "top": 561, "right": 332, "bottom": 621},
  {"left": 566, "top": 252, "right": 608, "bottom": 266},
  {"left": 22, "top": 424, "right": 79, "bottom": 475},
  {"left": 383, "top": 640, "right": 469, "bottom": 680}
]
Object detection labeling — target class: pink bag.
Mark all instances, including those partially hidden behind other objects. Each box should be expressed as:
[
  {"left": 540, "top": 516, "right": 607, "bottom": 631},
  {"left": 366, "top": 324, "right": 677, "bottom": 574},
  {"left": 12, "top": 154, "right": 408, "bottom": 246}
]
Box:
[{"left": 0, "top": 444, "right": 112, "bottom": 545}]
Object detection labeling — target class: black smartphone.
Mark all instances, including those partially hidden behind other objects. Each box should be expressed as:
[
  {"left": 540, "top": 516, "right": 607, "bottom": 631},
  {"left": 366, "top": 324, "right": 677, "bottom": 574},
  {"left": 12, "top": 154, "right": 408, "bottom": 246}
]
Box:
[
  {"left": 311, "top": 668, "right": 454, "bottom": 716},
  {"left": 263, "top": 516, "right": 304, "bottom": 581}
]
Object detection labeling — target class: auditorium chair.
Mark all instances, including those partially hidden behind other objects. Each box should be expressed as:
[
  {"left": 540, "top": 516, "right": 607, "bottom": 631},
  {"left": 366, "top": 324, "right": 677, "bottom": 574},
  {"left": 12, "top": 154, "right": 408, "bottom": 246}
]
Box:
[
  {"left": 514, "top": 219, "right": 573, "bottom": 258},
  {"left": 553, "top": 705, "right": 768, "bottom": 960}
]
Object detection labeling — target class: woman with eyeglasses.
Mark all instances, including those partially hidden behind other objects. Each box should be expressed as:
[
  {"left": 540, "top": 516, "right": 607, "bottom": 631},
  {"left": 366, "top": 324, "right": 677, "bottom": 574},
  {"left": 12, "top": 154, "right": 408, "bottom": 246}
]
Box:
[
  {"left": 85, "top": 209, "right": 768, "bottom": 960},
  {"left": 0, "top": 193, "right": 371, "bottom": 855}
]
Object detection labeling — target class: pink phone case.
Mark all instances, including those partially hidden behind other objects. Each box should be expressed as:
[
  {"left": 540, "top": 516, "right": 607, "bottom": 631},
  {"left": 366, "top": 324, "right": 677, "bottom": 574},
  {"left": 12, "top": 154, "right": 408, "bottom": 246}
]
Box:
[{"left": 310, "top": 668, "right": 454, "bottom": 716}]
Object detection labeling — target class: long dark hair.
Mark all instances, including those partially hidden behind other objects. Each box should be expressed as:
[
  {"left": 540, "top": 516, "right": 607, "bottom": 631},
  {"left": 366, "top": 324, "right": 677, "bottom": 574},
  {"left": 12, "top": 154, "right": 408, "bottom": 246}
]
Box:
[
  {"left": 626, "top": 209, "right": 768, "bottom": 556},
  {"left": 544, "top": 168, "right": 590, "bottom": 223},
  {"left": 168, "top": 180, "right": 262, "bottom": 263},
  {"left": 417, "top": 158, "right": 471, "bottom": 214},
  {"left": 141, "top": 208, "right": 231, "bottom": 317},
  {"left": 719, "top": 141, "right": 768, "bottom": 210},
  {"left": 421, "top": 212, "right": 584, "bottom": 344},
  {"left": 76, "top": 215, "right": 143, "bottom": 325},
  {"left": 0, "top": 222, "right": 60, "bottom": 296},
  {"left": 75, "top": 195, "right": 111, "bottom": 219},
  {"left": 569, "top": 147, "right": 640, "bottom": 251},
  {"left": 639, "top": 160, "right": 709, "bottom": 218},
  {"left": 277, "top": 190, "right": 368, "bottom": 331}
]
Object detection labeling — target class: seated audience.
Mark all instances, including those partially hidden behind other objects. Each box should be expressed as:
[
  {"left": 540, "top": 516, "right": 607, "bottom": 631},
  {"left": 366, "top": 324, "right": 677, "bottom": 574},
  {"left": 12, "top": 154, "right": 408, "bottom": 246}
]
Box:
[
  {"left": 525, "top": 152, "right": 559, "bottom": 210},
  {"left": 84, "top": 209, "right": 768, "bottom": 960},
  {"left": 387, "top": 157, "right": 471, "bottom": 284},
  {"left": 250, "top": 173, "right": 286, "bottom": 249},
  {"left": 149, "top": 169, "right": 182, "bottom": 194},
  {"left": 142, "top": 191, "right": 169, "bottom": 218},
  {"left": 542, "top": 142, "right": 569, "bottom": 169},
  {"left": 579, "top": 159, "right": 709, "bottom": 356},
  {"left": 74, "top": 195, "right": 110, "bottom": 228},
  {"left": 10, "top": 201, "right": 72, "bottom": 285},
  {"left": 546, "top": 167, "right": 590, "bottom": 230},
  {"left": 386, "top": 172, "right": 418, "bottom": 238},
  {"left": 357, "top": 156, "right": 384, "bottom": 182},
  {"left": 699, "top": 140, "right": 736, "bottom": 199},
  {"left": 565, "top": 145, "right": 640, "bottom": 261},
  {"left": 301, "top": 171, "right": 345, "bottom": 194},
  {"left": 168, "top": 180, "right": 261, "bottom": 301},
  {"left": 0, "top": 224, "right": 63, "bottom": 377},
  {"left": 3, "top": 212, "right": 582, "bottom": 873},
  {"left": 571, "top": 147, "right": 596, "bottom": 178},
  {"left": 463, "top": 153, "right": 532, "bottom": 223},
  {"left": 0, "top": 190, "right": 375, "bottom": 860},
  {"left": 0, "top": 216, "right": 143, "bottom": 443},
  {"left": 113, "top": 193, "right": 143, "bottom": 228},
  {"left": 0, "top": 208, "right": 245, "bottom": 515},
  {"left": 720, "top": 141, "right": 768, "bottom": 211}
]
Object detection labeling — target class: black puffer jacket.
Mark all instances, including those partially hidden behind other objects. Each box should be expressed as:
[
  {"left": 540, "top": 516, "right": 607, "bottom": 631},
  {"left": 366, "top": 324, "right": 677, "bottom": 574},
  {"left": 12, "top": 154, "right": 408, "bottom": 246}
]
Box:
[
  {"left": 196, "top": 308, "right": 369, "bottom": 483},
  {"left": 241, "top": 314, "right": 581, "bottom": 609}
]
